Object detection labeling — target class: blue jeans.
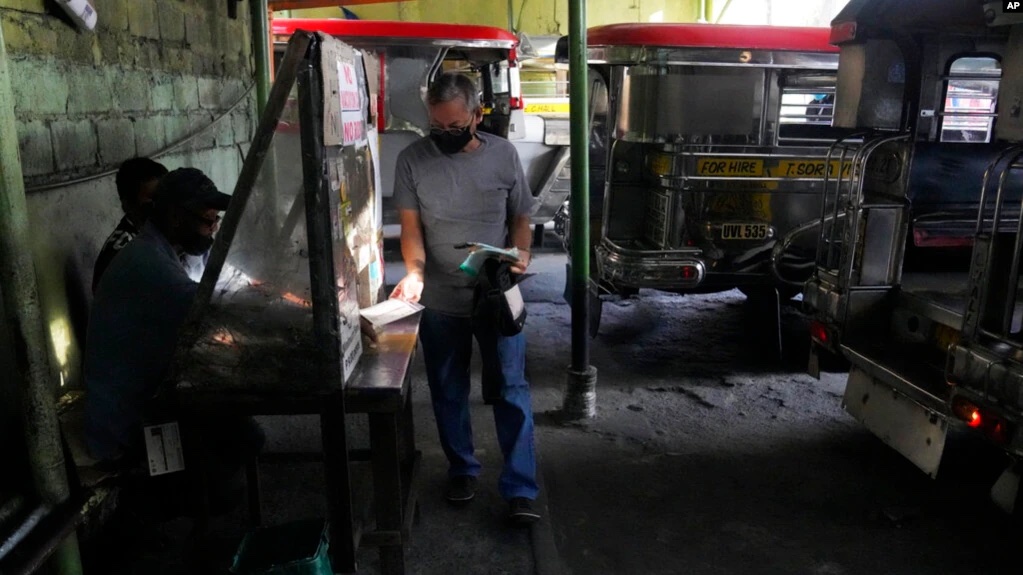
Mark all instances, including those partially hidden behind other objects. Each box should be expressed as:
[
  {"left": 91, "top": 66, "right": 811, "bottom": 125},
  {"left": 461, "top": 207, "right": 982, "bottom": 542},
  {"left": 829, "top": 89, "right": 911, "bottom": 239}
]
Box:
[{"left": 419, "top": 308, "right": 539, "bottom": 501}]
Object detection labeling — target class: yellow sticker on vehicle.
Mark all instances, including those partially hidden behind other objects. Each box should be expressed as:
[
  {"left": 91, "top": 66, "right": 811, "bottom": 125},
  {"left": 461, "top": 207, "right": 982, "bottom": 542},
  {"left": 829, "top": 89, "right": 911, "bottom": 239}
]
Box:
[
  {"left": 524, "top": 102, "right": 570, "bottom": 114},
  {"left": 696, "top": 158, "right": 764, "bottom": 177},
  {"left": 649, "top": 153, "right": 674, "bottom": 176},
  {"left": 775, "top": 159, "right": 853, "bottom": 179},
  {"left": 933, "top": 323, "right": 960, "bottom": 353},
  {"left": 693, "top": 157, "right": 852, "bottom": 179}
]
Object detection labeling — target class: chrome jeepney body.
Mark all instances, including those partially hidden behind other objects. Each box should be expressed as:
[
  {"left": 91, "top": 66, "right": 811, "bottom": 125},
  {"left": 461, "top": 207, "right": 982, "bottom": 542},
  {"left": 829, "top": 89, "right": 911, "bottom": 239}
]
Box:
[
  {"left": 569, "top": 24, "right": 841, "bottom": 299},
  {"left": 802, "top": 0, "right": 1023, "bottom": 508}
]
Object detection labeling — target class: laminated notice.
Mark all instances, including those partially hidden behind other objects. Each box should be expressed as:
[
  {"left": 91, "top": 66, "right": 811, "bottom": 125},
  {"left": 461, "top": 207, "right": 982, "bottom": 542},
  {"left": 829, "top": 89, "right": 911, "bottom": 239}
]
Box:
[{"left": 144, "top": 422, "right": 185, "bottom": 476}]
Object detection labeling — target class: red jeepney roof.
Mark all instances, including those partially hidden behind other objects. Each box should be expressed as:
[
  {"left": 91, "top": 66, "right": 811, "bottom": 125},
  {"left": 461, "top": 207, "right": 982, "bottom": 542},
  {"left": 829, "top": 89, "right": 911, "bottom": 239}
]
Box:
[
  {"left": 587, "top": 23, "right": 839, "bottom": 53},
  {"left": 271, "top": 18, "right": 518, "bottom": 48}
]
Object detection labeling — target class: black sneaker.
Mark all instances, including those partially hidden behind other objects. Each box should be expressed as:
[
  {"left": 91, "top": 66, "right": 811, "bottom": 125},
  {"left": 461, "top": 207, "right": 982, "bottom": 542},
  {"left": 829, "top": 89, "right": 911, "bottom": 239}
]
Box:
[
  {"left": 444, "top": 475, "right": 477, "bottom": 504},
  {"left": 508, "top": 497, "right": 541, "bottom": 525}
]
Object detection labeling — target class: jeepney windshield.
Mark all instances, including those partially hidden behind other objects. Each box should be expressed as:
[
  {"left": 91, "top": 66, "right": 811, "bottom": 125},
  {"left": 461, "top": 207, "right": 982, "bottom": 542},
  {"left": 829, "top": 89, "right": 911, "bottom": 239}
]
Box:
[{"left": 614, "top": 65, "right": 765, "bottom": 145}]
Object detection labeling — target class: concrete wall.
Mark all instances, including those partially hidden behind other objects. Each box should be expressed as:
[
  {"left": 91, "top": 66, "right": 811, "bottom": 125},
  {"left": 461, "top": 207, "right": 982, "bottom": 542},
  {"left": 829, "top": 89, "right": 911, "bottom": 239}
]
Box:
[
  {"left": 286, "top": 0, "right": 707, "bottom": 36},
  {"left": 0, "top": 0, "right": 257, "bottom": 393}
]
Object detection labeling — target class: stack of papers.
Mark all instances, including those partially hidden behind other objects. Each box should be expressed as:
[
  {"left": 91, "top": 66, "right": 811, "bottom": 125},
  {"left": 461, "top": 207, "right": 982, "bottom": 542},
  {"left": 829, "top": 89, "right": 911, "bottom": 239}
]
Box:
[{"left": 359, "top": 298, "right": 424, "bottom": 332}]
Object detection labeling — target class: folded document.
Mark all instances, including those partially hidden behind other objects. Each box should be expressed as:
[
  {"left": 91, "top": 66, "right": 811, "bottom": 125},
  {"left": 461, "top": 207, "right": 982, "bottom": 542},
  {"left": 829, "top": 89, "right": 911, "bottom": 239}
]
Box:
[{"left": 359, "top": 298, "right": 424, "bottom": 331}]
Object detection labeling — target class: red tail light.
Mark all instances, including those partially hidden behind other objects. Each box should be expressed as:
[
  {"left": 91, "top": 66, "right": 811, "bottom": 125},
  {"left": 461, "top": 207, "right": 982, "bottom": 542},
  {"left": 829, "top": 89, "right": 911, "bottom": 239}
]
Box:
[
  {"left": 830, "top": 21, "right": 857, "bottom": 44},
  {"left": 952, "top": 397, "right": 1011, "bottom": 445},
  {"left": 680, "top": 265, "right": 698, "bottom": 280},
  {"left": 810, "top": 320, "right": 829, "bottom": 344}
]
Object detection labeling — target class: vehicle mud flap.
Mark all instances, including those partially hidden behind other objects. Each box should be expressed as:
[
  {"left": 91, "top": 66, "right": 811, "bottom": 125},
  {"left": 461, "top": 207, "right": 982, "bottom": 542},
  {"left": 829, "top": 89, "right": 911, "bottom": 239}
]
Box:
[
  {"left": 991, "top": 462, "right": 1022, "bottom": 515},
  {"left": 842, "top": 366, "right": 948, "bottom": 478},
  {"left": 744, "top": 287, "right": 783, "bottom": 361},
  {"left": 808, "top": 341, "right": 821, "bottom": 379}
]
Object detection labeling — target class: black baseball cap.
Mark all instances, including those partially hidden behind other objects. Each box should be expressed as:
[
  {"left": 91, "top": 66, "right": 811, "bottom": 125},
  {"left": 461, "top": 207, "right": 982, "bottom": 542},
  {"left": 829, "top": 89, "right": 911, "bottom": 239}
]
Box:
[{"left": 153, "top": 167, "right": 232, "bottom": 212}]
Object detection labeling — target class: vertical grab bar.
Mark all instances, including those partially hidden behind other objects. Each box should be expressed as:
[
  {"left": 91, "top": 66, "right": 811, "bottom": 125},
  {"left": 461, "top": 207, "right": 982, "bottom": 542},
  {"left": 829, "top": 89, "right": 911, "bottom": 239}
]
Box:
[{"left": 996, "top": 151, "right": 1023, "bottom": 336}]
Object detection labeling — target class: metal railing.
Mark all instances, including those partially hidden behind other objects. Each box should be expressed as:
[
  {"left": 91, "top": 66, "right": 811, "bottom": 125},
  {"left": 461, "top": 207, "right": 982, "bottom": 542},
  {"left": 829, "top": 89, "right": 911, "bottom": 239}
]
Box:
[
  {"left": 972, "top": 145, "right": 1023, "bottom": 342},
  {"left": 815, "top": 132, "right": 910, "bottom": 283}
]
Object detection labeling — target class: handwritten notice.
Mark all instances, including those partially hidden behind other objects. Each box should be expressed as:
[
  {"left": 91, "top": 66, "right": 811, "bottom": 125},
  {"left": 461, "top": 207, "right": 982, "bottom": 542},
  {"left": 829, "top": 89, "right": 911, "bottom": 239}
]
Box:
[
  {"left": 318, "top": 34, "right": 366, "bottom": 148},
  {"left": 338, "top": 60, "right": 366, "bottom": 147}
]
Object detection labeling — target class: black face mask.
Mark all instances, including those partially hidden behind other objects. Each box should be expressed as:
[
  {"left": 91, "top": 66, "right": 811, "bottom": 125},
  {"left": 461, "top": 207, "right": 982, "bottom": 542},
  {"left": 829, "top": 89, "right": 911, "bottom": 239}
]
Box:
[
  {"left": 431, "top": 130, "right": 474, "bottom": 154},
  {"left": 180, "top": 233, "right": 214, "bottom": 256}
]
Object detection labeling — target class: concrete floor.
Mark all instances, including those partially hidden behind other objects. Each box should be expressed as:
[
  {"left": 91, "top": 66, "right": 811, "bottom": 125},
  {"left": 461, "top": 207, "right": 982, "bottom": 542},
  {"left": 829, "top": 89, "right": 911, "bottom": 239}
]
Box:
[
  {"left": 87, "top": 238, "right": 1019, "bottom": 574},
  {"left": 520, "top": 245, "right": 1016, "bottom": 575}
]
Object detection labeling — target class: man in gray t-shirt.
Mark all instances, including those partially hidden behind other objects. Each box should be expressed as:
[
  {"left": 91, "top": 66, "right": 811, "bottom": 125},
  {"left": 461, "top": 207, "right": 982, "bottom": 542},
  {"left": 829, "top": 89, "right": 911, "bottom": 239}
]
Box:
[{"left": 392, "top": 73, "right": 540, "bottom": 524}]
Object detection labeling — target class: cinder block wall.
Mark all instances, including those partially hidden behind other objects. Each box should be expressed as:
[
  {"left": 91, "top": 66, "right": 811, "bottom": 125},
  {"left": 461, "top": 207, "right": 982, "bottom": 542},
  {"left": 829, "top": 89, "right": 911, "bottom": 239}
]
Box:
[{"left": 0, "top": 0, "right": 257, "bottom": 392}]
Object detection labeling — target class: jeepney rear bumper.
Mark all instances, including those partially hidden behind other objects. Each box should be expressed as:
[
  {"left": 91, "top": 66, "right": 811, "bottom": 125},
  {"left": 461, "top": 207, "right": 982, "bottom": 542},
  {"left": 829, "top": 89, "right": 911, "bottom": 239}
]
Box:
[{"left": 595, "top": 241, "right": 705, "bottom": 290}]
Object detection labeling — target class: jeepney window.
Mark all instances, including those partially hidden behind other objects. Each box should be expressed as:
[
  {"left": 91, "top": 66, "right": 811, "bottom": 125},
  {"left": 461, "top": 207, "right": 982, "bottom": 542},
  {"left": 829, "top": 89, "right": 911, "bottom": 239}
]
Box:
[
  {"left": 939, "top": 56, "right": 1000, "bottom": 143},
  {"left": 615, "top": 65, "right": 764, "bottom": 144},
  {"left": 779, "top": 74, "right": 835, "bottom": 126},
  {"left": 776, "top": 72, "right": 843, "bottom": 144}
]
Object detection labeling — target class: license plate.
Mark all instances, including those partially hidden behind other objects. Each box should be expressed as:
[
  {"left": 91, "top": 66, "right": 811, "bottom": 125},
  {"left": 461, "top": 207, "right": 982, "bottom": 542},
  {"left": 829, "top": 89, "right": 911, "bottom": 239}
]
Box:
[{"left": 720, "top": 223, "right": 769, "bottom": 240}]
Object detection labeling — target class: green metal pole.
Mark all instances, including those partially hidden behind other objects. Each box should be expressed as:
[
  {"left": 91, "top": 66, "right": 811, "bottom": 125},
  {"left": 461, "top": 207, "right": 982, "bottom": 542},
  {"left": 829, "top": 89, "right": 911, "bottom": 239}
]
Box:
[
  {"left": 251, "top": 0, "right": 271, "bottom": 117},
  {"left": 562, "top": 0, "right": 597, "bottom": 419},
  {"left": 0, "top": 23, "right": 82, "bottom": 575}
]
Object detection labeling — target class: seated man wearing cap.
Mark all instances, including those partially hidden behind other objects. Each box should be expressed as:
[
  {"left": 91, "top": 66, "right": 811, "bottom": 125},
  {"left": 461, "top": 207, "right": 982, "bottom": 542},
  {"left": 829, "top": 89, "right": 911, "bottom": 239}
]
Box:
[{"left": 85, "top": 167, "right": 263, "bottom": 515}]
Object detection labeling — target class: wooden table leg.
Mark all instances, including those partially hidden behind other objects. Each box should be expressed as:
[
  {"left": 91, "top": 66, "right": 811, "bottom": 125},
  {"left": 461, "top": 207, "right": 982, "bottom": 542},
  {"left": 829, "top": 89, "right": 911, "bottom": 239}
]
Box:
[
  {"left": 369, "top": 412, "right": 405, "bottom": 575},
  {"left": 323, "top": 395, "right": 358, "bottom": 573},
  {"left": 400, "top": 380, "right": 416, "bottom": 464}
]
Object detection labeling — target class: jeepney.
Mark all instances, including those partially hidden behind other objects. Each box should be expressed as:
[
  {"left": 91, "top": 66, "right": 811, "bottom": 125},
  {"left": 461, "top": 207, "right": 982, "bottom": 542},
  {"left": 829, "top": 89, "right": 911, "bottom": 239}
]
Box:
[
  {"left": 271, "top": 19, "right": 571, "bottom": 236},
  {"left": 554, "top": 23, "right": 842, "bottom": 334},
  {"left": 804, "top": 0, "right": 1023, "bottom": 511}
]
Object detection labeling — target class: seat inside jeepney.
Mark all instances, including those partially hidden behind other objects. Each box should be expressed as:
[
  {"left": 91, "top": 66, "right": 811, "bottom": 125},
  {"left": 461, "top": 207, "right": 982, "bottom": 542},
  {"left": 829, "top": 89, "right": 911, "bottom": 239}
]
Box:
[{"left": 907, "top": 142, "right": 1023, "bottom": 240}]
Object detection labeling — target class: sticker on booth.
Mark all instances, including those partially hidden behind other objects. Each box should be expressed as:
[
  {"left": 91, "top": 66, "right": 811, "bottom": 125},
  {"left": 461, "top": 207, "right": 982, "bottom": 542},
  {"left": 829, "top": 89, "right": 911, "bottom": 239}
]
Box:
[{"left": 338, "top": 60, "right": 367, "bottom": 147}]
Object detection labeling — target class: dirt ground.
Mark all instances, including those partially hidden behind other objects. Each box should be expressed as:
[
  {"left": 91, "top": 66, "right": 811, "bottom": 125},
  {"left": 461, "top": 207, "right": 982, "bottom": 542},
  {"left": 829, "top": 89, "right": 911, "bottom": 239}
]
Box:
[{"left": 88, "top": 240, "right": 1018, "bottom": 574}]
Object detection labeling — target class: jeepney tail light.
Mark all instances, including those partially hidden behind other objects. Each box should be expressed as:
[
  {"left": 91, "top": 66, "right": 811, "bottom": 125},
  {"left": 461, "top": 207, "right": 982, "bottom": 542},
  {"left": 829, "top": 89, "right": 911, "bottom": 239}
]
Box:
[
  {"left": 681, "top": 265, "right": 697, "bottom": 280},
  {"left": 830, "top": 21, "right": 857, "bottom": 44},
  {"left": 952, "top": 397, "right": 1011, "bottom": 445},
  {"left": 810, "top": 320, "right": 829, "bottom": 344}
]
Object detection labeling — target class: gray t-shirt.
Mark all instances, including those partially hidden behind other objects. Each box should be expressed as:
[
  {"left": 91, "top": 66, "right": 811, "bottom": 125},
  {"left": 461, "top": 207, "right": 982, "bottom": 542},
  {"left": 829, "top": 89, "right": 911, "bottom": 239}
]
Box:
[{"left": 393, "top": 131, "right": 536, "bottom": 316}]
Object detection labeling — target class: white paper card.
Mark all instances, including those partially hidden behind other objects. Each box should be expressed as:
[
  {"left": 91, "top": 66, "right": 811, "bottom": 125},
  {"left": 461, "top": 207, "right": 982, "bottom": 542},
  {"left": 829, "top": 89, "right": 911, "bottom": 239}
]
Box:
[
  {"left": 144, "top": 422, "right": 185, "bottom": 476},
  {"left": 505, "top": 284, "right": 525, "bottom": 319},
  {"left": 360, "top": 298, "right": 424, "bottom": 329}
]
